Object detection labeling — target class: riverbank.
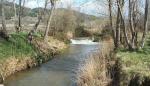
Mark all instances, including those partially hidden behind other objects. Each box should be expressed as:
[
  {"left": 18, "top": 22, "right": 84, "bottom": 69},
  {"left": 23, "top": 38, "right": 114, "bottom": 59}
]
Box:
[
  {"left": 116, "top": 50, "right": 150, "bottom": 86},
  {"left": 77, "top": 39, "right": 114, "bottom": 86},
  {"left": 116, "top": 37, "right": 150, "bottom": 86},
  {"left": 0, "top": 32, "right": 67, "bottom": 83},
  {"left": 77, "top": 35, "right": 150, "bottom": 86}
]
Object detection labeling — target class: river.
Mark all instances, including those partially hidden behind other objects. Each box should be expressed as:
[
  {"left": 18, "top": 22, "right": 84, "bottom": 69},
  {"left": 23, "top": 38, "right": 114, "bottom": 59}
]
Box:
[{"left": 4, "top": 39, "right": 99, "bottom": 86}]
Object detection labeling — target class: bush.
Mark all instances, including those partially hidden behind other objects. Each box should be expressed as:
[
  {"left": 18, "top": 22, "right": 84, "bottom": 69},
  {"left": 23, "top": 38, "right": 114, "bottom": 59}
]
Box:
[{"left": 75, "top": 26, "right": 91, "bottom": 37}]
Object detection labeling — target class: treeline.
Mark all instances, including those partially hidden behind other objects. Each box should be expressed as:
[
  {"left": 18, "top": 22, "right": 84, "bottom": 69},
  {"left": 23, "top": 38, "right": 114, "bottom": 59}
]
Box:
[
  {"left": 0, "top": 0, "right": 99, "bottom": 43},
  {"left": 106, "top": 0, "right": 149, "bottom": 51},
  {"left": 0, "top": 0, "right": 62, "bottom": 42},
  {"left": 0, "top": 0, "right": 31, "bottom": 19}
]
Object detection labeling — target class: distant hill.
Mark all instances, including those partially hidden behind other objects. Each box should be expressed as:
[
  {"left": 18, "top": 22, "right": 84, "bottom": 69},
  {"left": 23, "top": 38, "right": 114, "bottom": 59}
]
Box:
[
  {"left": 0, "top": 1, "right": 100, "bottom": 21},
  {"left": 0, "top": 1, "right": 31, "bottom": 19}
]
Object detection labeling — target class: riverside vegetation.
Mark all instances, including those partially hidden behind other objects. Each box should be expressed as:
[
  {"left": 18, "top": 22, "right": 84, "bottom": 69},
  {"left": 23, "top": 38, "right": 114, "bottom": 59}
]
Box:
[
  {"left": 0, "top": 0, "right": 101, "bottom": 84},
  {"left": 0, "top": 32, "right": 67, "bottom": 83},
  {"left": 1, "top": 0, "right": 150, "bottom": 86},
  {"left": 76, "top": 0, "right": 150, "bottom": 85},
  {"left": 116, "top": 35, "right": 150, "bottom": 86},
  {"left": 76, "top": 35, "right": 150, "bottom": 86}
]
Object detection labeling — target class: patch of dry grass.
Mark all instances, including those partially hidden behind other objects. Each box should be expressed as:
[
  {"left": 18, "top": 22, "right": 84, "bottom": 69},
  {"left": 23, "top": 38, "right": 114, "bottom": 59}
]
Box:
[{"left": 77, "top": 40, "right": 114, "bottom": 86}]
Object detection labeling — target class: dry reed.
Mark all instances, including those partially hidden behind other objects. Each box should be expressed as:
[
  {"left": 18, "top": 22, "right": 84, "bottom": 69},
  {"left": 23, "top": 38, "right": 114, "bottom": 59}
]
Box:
[{"left": 77, "top": 40, "right": 114, "bottom": 86}]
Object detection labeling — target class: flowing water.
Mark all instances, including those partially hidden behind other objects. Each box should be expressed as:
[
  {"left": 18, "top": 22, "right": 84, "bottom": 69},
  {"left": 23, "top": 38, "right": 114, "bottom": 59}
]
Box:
[{"left": 4, "top": 39, "right": 99, "bottom": 86}]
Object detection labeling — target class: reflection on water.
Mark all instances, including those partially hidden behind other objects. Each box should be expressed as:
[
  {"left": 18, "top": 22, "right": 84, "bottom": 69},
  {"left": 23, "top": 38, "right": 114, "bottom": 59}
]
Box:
[{"left": 5, "top": 44, "right": 100, "bottom": 86}]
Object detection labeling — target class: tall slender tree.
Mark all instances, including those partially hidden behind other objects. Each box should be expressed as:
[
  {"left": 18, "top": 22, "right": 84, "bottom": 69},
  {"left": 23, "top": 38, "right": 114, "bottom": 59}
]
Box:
[
  {"left": 44, "top": 0, "right": 56, "bottom": 41},
  {"left": 116, "top": 0, "right": 131, "bottom": 50},
  {"left": 13, "top": 0, "right": 18, "bottom": 31},
  {"left": 28, "top": 0, "right": 48, "bottom": 42},
  {"left": 108, "top": 0, "right": 116, "bottom": 49},
  {"left": 115, "top": 0, "right": 124, "bottom": 49},
  {"left": 0, "top": 0, "right": 9, "bottom": 40},
  {"left": 141, "top": 0, "right": 149, "bottom": 48},
  {"left": 17, "top": 0, "right": 22, "bottom": 32}
]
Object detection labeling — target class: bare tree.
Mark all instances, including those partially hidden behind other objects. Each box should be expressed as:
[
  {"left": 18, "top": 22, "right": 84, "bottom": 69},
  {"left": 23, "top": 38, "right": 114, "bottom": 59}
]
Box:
[
  {"left": 108, "top": 0, "right": 125, "bottom": 50},
  {"left": 128, "top": 0, "right": 140, "bottom": 49},
  {"left": 115, "top": 0, "right": 124, "bottom": 49},
  {"left": 108, "top": 0, "right": 116, "bottom": 49},
  {"left": 115, "top": 0, "right": 142, "bottom": 50},
  {"left": 22, "top": 0, "right": 26, "bottom": 15},
  {"left": 28, "top": 0, "right": 48, "bottom": 42},
  {"left": 141, "top": 0, "right": 149, "bottom": 48},
  {"left": 44, "top": 0, "right": 56, "bottom": 41},
  {"left": 116, "top": 0, "right": 131, "bottom": 49},
  {"left": 0, "top": 0, "right": 9, "bottom": 40},
  {"left": 13, "top": 0, "right": 18, "bottom": 32},
  {"left": 16, "top": 0, "right": 22, "bottom": 32}
]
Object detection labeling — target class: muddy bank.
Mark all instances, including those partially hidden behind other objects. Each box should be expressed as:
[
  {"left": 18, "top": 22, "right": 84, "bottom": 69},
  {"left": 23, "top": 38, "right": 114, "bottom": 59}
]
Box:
[{"left": 0, "top": 36, "right": 67, "bottom": 84}]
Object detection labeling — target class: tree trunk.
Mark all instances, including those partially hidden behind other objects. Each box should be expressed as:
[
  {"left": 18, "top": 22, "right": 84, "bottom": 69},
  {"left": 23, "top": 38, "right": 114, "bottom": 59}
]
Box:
[
  {"left": 17, "top": 0, "right": 22, "bottom": 32},
  {"left": 28, "top": 0, "right": 48, "bottom": 42},
  {"left": 141, "top": 0, "right": 149, "bottom": 48},
  {"left": 117, "top": 0, "right": 131, "bottom": 50},
  {"left": 108, "top": 0, "right": 116, "bottom": 49},
  {"left": 28, "top": 15, "right": 42, "bottom": 43},
  {"left": 129, "top": 0, "right": 139, "bottom": 49},
  {"left": 13, "top": 0, "right": 18, "bottom": 31},
  {"left": 115, "top": 0, "right": 124, "bottom": 49},
  {"left": 44, "top": 4, "right": 55, "bottom": 41},
  {"left": 129, "top": 0, "right": 134, "bottom": 34},
  {"left": 115, "top": 10, "right": 120, "bottom": 49},
  {"left": 22, "top": 0, "right": 25, "bottom": 16},
  {"left": 1, "top": 0, "right": 9, "bottom": 40}
]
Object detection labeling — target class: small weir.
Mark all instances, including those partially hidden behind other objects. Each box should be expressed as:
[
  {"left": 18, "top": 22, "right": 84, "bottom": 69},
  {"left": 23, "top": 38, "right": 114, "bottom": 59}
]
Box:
[
  {"left": 5, "top": 38, "right": 99, "bottom": 86},
  {"left": 70, "top": 38, "right": 98, "bottom": 45}
]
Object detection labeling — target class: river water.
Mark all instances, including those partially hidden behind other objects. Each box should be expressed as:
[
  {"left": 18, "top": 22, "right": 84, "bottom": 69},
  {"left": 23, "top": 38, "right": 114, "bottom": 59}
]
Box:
[{"left": 4, "top": 40, "right": 99, "bottom": 86}]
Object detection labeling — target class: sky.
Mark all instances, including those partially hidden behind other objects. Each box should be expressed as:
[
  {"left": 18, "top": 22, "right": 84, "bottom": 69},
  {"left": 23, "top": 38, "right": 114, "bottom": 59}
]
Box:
[
  {"left": 22, "top": 0, "right": 107, "bottom": 16},
  {"left": 13, "top": 0, "right": 146, "bottom": 16}
]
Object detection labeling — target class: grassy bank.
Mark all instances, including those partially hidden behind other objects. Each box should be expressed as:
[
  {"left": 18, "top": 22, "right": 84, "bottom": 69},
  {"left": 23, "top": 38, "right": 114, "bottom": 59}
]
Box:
[
  {"left": 0, "top": 32, "right": 35, "bottom": 60},
  {"left": 117, "top": 37, "right": 150, "bottom": 86},
  {"left": 117, "top": 51, "right": 150, "bottom": 86},
  {"left": 0, "top": 32, "right": 67, "bottom": 83}
]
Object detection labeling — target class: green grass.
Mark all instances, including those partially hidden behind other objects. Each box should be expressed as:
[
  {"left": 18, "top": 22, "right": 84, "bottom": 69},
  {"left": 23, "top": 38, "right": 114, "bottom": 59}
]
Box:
[
  {"left": 117, "top": 37, "right": 150, "bottom": 77},
  {"left": 0, "top": 32, "right": 36, "bottom": 60},
  {"left": 118, "top": 51, "right": 150, "bottom": 77}
]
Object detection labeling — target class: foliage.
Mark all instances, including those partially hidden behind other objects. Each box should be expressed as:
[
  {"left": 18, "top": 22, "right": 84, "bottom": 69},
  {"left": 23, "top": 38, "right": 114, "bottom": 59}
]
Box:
[
  {"left": 75, "top": 26, "right": 91, "bottom": 37},
  {"left": 97, "top": 24, "right": 112, "bottom": 41},
  {"left": 93, "top": 33, "right": 101, "bottom": 42}
]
